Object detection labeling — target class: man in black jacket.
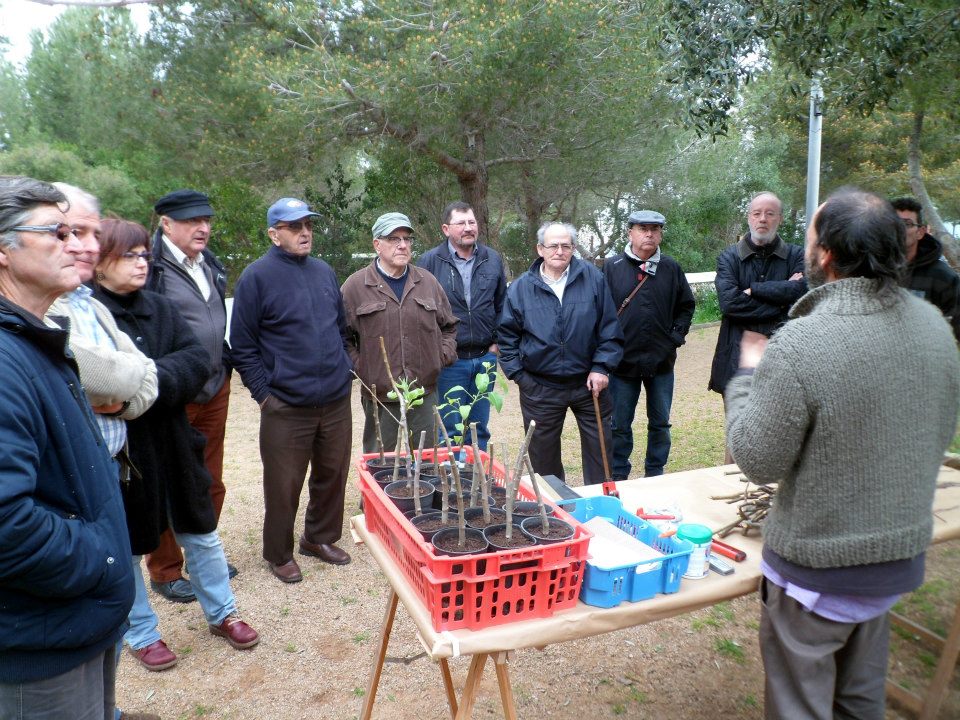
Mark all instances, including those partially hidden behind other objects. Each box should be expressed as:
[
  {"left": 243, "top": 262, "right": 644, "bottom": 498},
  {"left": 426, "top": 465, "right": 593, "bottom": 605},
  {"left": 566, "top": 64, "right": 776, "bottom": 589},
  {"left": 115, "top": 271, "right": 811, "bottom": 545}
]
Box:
[
  {"left": 498, "top": 222, "right": 623, "bottom": 484},
  {"left": 890, "top": 196, "right": 960, "bottom": 341},
  {"left": 418, "top": 201, "right": 507, "bottom": 450},
  {"left": 603, "top": 210, "right": 695, "bottom": 478},
  {"left": 146, "top": 189, "right": 234, "bottom": 602},
  {"left": 708, "top": 192, "right": 806, "bottom": 462}
]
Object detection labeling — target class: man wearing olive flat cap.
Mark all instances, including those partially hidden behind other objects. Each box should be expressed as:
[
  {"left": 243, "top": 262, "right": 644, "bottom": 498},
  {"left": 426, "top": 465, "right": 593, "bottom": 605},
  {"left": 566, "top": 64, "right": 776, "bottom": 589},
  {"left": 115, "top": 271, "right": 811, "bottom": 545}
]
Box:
[
  {"left": 342, "top": 212, "right": 458, "bottom": 454},
  {"left": 145, "top": 189, "right": 235, "bottom": 603}
]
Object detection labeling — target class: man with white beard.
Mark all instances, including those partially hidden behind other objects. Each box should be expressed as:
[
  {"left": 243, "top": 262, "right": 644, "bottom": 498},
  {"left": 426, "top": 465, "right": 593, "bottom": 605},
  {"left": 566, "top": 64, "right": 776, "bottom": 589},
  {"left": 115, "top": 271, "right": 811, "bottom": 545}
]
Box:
[{"left": 708, "top": 192, "right": 807, "bottom": 461}]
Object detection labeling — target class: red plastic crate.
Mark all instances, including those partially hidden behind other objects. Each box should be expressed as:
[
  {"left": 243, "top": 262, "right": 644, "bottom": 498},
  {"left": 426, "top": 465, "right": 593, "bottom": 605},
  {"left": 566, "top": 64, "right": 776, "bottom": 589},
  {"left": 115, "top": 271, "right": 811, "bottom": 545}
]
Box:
[{"left": 357, "top": 448, "right": 590, "bottom": 631}]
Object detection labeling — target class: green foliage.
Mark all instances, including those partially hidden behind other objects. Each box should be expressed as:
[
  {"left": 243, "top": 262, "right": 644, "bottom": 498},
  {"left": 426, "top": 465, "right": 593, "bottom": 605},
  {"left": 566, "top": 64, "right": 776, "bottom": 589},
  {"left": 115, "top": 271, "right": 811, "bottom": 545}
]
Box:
[
  {"left": 386, "top": 377, "right": 426, "bottom": 410},
  {"left": 303, "top": 163, "right": 374, "bottom": 282},
  {"left": 692, "top": 286, "right": 720, "bottom": 325},
  {"left": 437, "top": 361, "right": 508, "bottom": 445}
]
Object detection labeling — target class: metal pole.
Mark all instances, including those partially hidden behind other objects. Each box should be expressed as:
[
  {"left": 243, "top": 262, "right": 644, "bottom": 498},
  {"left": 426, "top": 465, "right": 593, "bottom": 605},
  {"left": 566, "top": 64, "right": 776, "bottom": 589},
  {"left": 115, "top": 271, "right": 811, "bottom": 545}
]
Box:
[{"left": 804, "top": 75, "right": 824, "bottom": 226}]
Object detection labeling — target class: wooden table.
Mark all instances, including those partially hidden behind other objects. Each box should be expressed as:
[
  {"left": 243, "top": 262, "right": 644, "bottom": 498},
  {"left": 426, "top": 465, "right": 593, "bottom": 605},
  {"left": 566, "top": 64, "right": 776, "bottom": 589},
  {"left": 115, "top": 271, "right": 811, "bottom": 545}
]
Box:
[{"left": 353, "top": 464, "right": 960, "bottom": 719}]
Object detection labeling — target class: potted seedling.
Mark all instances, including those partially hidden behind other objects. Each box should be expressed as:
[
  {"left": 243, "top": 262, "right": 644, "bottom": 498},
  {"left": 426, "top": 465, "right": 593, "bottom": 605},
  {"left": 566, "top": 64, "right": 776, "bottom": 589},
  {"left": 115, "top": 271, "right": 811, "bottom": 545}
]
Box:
[
  {"left": 436, "top": 360, "right": 507, "bottom": 465},
  {"left": 377, "top": 337, "right": 434, "bottom": 511},
  {"left": 430, "top": 408, "right": 488, "bottom": 556},
  {"left": 518, "top": 453, "right": 575, "bottom": 545},
  {"left": 463, "top": 423, "right": 509, "bottom": 530},
  {"left": 484, "top": 423, "right": 538, "bottom": 551}
]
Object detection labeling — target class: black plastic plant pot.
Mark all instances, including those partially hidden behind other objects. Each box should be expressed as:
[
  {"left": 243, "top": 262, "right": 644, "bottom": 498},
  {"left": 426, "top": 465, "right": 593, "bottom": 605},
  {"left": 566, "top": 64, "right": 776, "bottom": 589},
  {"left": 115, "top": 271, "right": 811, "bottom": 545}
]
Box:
[
  {"left": 365, "top": 456, "right": 398, "bottom": 470},
  {"left": 372, "top": 468, "right": 420, "bottom": 489},
  {"left": 519, "top": 516, "right": 575, "bottom": 545},
  {"left": 482, "top": 523, "right": 537, "bottom": 551},
  {"left": 383, "top": 480, "right": 435, "bottom": 514},
  {"left": 507, "top": 501, "right": 555, "bottom": 518},
  {"left": 462, "top": 506, "right": 509, "bottom": 530},
  {"left": 431, "top": 527, "right": 489, "bottom": 557},
  {"left": 434, "top": 490, "right": 496, "bottom": 512},
  {"left": 409, "top": 511, "right": 460, "bottom": 543},
  {"left": 488, "top": 485, "right": 509, "bottom": 504}
]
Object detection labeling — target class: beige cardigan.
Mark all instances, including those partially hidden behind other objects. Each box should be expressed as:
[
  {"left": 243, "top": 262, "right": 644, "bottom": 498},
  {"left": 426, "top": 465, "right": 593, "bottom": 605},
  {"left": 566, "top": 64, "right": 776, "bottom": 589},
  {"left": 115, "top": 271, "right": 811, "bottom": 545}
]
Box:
[{"left": 47, "top": 291, "right": 158, "bottom": 420}]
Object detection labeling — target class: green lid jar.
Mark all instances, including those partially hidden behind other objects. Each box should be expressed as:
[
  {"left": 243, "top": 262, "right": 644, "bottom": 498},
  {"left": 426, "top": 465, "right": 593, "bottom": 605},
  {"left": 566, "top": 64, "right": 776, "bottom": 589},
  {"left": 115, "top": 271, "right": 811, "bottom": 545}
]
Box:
[{"left": 677, "top": 523, "right": 713, "bottom": 579}]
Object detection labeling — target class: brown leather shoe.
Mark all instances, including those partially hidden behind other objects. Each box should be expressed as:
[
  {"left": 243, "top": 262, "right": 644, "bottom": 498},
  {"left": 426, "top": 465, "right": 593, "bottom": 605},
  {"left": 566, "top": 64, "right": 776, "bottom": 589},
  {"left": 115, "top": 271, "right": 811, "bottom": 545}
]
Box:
[
  {"left": 268, "top": 559, "right": 302, "bottom": 583},
  {"left": 129, "top": 639, "right": 177, "bottom": 671},
  {"left": 299, "top": 538, "right": 351, "bottom": 565},
  {"left": 209, "top": 614, "right": 259, "bottom": 650}
]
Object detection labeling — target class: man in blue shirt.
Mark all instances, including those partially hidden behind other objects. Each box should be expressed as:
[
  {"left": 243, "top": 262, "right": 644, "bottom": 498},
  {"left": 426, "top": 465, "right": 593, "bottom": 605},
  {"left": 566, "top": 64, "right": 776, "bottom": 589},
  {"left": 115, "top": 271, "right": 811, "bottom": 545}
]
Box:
[{"left": 418, "top": 201, "right": 507, "bottom": 450}]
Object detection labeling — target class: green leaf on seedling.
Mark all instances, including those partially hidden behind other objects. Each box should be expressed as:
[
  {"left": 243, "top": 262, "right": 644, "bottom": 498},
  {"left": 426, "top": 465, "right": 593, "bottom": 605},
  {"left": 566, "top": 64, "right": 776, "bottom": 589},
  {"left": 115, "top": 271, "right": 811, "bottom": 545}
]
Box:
[
  {"left": 481, "top": 361, "right": 494, "bottom": 371},
  {"left": 409, "top": 388, "right": 424, "bottom": 399},
  {"left": 475, "top": 373, "right": 490, "bottom": 393},
  {"left": 459, "top": 404, "right": 472, "bottom": 420},
  {"left": 444, "top": 385, "right": 466, "bottom": 397},
  {"left": 409, "top": 399, "right": 423, "bottom": 408},
  {"left": 489, "top": 391, "right": 503, "bottom": 412},
  {"left": 455, "top": 423, "right": 464, "bottom": 432},
  {"left": 386, "top": 390, "right": 397, "bottom": 400},
  {"left": 496, "top": 372, "right": 509, "bottom": 391}
]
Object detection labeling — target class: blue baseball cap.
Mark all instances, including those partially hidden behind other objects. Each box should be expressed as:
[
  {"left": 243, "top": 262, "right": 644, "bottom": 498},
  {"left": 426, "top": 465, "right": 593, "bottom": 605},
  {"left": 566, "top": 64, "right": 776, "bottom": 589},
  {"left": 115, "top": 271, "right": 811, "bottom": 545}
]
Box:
[{"left": 267, "top": 197, "right": 319, "bottom": 227}]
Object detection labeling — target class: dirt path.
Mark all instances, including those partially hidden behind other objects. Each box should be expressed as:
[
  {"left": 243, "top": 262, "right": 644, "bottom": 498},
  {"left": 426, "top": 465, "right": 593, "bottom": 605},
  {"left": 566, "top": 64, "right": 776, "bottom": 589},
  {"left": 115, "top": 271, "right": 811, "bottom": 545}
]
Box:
[{"left": 117, "top": 325, "right": 959, "bottom": 719}]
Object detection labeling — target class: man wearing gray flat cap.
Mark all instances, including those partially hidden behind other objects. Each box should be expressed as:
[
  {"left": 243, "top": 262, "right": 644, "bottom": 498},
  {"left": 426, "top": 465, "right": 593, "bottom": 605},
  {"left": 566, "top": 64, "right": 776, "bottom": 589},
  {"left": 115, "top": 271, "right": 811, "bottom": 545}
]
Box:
[
  {"left": 603, "top": 209, "right": 695, "bottom": 478},
  {"left": 342, "top": 212, "right": 458, "bottom": 453}
]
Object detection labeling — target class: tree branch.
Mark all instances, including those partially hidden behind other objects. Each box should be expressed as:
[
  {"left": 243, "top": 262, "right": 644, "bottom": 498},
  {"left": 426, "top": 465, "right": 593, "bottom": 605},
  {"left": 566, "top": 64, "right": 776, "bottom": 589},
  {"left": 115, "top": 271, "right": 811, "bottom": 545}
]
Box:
[{"left": 26, "top": 0, "right": 161, "bottom": 6}]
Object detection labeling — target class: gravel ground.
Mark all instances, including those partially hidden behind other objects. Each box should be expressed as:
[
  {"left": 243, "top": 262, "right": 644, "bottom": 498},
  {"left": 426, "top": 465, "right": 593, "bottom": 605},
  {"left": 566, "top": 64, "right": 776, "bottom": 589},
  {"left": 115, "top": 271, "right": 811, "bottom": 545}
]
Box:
[{"left": 116, "top": 326, "right": 960, "bottom": 719}]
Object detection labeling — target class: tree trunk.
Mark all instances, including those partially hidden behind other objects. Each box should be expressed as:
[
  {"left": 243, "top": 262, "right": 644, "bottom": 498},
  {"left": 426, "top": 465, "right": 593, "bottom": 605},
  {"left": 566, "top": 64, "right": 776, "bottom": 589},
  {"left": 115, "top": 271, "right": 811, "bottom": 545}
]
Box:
[
  {"left": 907, "top": 109, "right": 958, "bottom": 267},
  {"left": 519, "top": 166, "right": 544, "bottom": 249},
  {"left": 457, "top": 131, "right": 492, "bottom": 248}
]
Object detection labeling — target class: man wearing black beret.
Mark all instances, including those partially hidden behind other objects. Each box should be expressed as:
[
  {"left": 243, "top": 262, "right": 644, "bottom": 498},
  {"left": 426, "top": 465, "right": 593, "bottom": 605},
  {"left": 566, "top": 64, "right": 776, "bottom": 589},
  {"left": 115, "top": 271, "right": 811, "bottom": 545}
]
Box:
[{"left": 145, "top": 189, "right": 236, "bottom": 603}]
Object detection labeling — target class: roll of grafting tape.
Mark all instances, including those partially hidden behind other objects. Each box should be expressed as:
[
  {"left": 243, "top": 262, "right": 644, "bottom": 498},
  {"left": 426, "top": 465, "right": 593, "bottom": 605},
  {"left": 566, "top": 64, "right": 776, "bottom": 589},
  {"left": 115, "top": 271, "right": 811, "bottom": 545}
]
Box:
[{"left": 677, "top": 523, "right": 713, "bottom": 579}]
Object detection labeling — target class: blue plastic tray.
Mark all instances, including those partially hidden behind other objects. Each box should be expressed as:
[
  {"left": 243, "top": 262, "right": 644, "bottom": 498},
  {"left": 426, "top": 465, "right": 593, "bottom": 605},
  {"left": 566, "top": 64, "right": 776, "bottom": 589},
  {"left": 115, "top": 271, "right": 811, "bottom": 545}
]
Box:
[{"left": 558, "top": 495, "right": 693, "bottom": 608}]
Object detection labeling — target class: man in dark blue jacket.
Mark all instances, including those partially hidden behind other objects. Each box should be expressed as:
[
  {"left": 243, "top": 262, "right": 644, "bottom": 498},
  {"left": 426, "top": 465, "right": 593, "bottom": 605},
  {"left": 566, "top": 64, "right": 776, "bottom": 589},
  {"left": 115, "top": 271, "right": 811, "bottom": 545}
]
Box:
[
  {"left": 418, "top": 201, "right": 507, "bottom": 450},
  {"left": 499, "top": 222, "right": 623, "bottom": 484},
  {"left": 604, "top": 210, "right": 695, "bottom": 478},
  {"left": 230, "top": 197, "right": 354, "bottom": 584},
  {"left": 0, "top": 176, "right": 135, "bottom": 718}
]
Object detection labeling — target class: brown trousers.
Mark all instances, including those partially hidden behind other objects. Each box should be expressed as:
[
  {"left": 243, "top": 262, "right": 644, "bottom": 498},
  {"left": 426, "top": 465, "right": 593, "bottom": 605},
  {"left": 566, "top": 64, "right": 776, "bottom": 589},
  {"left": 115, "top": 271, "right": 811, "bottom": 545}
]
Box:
[
  {"left": 147, "top": 378, "right": 230, "bottom": 583},
  {"left": 259, "top": 392, "right": 352, "bottom": 565}
]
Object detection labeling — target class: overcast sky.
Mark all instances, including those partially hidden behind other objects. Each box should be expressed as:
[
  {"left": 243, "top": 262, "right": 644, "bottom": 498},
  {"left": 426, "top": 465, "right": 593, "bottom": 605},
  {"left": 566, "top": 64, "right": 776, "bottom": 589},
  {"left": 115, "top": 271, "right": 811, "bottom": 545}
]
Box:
[{"left": 0, "top": 0, "right": 151, "bottom": 68}]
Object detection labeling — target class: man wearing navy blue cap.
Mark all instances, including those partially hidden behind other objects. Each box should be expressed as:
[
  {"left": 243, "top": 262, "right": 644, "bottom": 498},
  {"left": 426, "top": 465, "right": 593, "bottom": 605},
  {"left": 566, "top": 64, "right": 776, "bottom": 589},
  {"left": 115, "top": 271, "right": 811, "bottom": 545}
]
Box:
[
  {"left": 146, "top": 188, "right": 234, "bottom": 602},
  {"left": 231, "top": 198, "right": 354, "bottom": 583},
  {"left": 603, "top": 210, "right": 695, "bottom": 478}
]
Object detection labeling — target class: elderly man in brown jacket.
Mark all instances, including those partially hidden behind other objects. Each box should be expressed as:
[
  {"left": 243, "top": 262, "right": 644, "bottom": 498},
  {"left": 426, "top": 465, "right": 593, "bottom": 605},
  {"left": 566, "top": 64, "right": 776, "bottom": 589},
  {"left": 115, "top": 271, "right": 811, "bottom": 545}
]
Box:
[{"left": 342, "top": 212, "right": 458, "bottom": 453}]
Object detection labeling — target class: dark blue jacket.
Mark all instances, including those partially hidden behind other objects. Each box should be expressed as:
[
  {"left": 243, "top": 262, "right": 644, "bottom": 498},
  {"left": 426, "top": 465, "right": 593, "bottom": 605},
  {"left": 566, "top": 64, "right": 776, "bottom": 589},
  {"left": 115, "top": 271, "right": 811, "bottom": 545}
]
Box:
[
  {"left": 708, "top": 234, "right": 806, "bottom": 393},
  {"left": 0, "top": 298, "right": 134, "bottom": 682},
  {"left": 230, "top": 244, "right": 353, "bottom": 406},
  {"left": 417, "top": 241, "right": 507, "bottom": 353},
  {"left": 498, "top": 257, "right": 623, "bottom": 385}
]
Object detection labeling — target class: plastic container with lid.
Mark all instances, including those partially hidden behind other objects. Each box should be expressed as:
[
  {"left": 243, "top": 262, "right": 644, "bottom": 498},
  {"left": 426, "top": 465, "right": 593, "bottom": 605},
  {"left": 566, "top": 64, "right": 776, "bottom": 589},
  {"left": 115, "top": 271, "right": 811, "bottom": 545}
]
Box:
[{"left": 676, "top": 523, "right": 713, "bottom": 579}]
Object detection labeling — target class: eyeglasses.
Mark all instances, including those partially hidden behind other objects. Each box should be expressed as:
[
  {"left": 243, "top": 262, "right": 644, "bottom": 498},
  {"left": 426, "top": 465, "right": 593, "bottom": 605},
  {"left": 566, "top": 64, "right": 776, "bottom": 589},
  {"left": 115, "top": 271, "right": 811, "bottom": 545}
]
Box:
[
  {"left": 749, "top": 211, "right": 780, "bottom": 219},
  {"left": 120, "top": 251, "right": 152, "bottom": 263},
  {"left": 378, "top": 235, "right": 414, "bottom": 246},
  {"left": 275, "top": 220, "right": 313, "bottom": 232},
  {"left": 902, "top": 221, "right": 922, "bottom": 229},
  {"left": 540, "top": 242, "right": 574, "bottom": 254},
  {"left": 10, "top": 222, "right": 76, "bottom": 242},
  {"left": 447, "top": 220, "right": 478, "bottom": 228}
]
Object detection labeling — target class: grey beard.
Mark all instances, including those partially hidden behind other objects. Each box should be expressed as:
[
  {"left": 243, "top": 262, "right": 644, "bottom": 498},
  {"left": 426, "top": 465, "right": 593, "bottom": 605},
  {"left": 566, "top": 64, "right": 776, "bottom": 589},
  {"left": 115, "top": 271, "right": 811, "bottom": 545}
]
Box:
[{"left": 751, "top": 230, "right": 776, "bottom": 246}]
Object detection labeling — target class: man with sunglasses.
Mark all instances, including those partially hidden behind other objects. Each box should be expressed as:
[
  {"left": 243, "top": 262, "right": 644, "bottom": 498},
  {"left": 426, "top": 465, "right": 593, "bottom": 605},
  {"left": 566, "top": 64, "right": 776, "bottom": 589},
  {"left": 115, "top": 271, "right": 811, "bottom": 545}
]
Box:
[
  {"left": 145, "top": 189, "right": 234, "bottom": 602},
  {"left": 890, "top": 196, "right": 959, "bottom": 341},
  {"left": 342, "top": 212, "right": 458, "bottom": 454},
  {"left": 418, "top": 201, "right": 507, "bottom": 451},
  {"left": 230, "top": 198, "right": 354, "bottom": 582},
  {"left": 0, "top": 176, "right": 135, "bottom": 719},
  {"left": 498, "top": 222, "right": 623, "bottom": 485}
]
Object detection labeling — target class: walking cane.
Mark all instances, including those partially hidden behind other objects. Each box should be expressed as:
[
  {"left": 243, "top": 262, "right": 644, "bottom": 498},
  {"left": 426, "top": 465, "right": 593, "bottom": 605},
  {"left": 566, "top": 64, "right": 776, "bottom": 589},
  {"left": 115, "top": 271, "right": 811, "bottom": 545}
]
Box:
[{"left": 592, "top": 391, "right": 619, "bottom": 498}]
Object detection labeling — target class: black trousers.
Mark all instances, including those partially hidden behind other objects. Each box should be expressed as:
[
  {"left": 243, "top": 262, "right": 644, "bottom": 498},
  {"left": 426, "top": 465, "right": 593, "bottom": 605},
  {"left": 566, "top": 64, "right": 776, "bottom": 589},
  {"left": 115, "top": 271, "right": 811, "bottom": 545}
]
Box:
[{"left": 517, "top": 375, "right": 613, "bottom": 485}]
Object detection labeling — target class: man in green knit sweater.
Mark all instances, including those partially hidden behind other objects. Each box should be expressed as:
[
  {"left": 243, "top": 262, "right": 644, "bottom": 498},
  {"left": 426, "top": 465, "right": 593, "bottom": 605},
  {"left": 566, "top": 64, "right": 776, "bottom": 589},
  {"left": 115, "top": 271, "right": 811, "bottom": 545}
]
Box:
[{"left": 726, "top": 188, "right": 959, "bottom": 720}]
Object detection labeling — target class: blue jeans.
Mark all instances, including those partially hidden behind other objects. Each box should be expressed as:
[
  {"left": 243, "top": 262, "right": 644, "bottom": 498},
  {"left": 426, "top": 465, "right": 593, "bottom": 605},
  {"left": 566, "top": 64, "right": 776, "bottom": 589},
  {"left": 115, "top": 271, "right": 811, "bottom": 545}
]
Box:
[
  {"left": 437, "top": 352, "right": 497, "bottom": 450},
  {"left": 0, "top": 644, "right": 117, "bottom": 720},
  {"left": 125, "top": 530, "right": 236, "bottom": 649},
  {"left": 609, "top": 372, "right": 674, "bottom": 477}
]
